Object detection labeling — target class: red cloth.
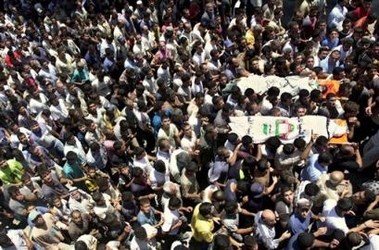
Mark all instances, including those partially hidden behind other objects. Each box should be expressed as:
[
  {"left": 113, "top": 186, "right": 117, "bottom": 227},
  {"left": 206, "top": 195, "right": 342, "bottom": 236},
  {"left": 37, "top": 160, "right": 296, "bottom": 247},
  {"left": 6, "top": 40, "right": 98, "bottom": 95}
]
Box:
[{"left": 352, "top": 7, "right": 370, "bottom": 20}]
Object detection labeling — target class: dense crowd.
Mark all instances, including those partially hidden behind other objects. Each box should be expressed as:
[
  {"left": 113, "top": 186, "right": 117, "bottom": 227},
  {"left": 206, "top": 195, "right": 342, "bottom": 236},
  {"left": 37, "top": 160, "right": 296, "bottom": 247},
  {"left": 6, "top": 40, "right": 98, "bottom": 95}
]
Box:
[{"left": 2, "top": 0, "right": 379, "bottom": 249}]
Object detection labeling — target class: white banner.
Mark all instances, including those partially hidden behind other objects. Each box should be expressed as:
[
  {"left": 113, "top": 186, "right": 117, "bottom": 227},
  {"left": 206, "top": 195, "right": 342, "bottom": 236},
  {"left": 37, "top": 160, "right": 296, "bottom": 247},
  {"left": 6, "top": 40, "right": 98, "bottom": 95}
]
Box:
[
  {"left": 236, "top": 75, "right": 320, "bottom": 96},
  {"left": 229, "top": 115, "right": 347, "bottom": 144}
]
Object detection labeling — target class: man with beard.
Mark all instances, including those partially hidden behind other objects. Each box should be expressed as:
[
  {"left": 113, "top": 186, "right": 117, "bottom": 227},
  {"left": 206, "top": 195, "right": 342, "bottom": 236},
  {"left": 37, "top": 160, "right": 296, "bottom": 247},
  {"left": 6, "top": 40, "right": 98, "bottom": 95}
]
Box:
[
  {"left": 29, "top": 210, "right": 72, "bottom": 249},
  {"left": 40, "top": 169, "right": 70, "bottom": 202},
  {"left": 68, "top": 210, "right": 99, "bottom": 241}
]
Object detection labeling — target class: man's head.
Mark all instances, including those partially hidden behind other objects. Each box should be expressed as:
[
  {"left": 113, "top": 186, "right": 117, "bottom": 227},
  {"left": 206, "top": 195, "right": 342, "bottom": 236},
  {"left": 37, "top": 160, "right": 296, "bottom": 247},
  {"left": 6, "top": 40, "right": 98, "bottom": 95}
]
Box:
[
  {"left": 327, "top": 171, "right": 345, "bottom": 187},
  {"left": 281, "top": 186, "right": 294, "bottom": 205},
  {"left": 168, "top": 197, "right": 182, "bottom": 211},
  {"left": 199, "top": 202, "right": 213, "bottom": 219},
  {"left": 329, "top": 50, "right": 341, "bottom": 64},
  {"left": 28, "top": 210, "right": 45, "bottom": 227},
  {"left": 317, "top": 152, "right": 333, "bottom": 167},
  {"left": 92, "top": 191, "right": 105, "bottom": 205},
  {"left": 139, "top": 198, "right": 151, "bottom": 214},
  {"left": 336, "top": 197, "right": 354, "bottom": 215},
  {"left": 134, "top": 226, "right": 148, "bottom": 241},
  {"left": 296, "top": 198, "right": 311, "bottom": 219},
  {"left": 224, "top": 201, "right": 239, "bottom": 215},
  {"left": 71, "top": 210, "right": 83, "bottom": 226},
  {"left": 261, "top": 209, "right": 277, "bottom": 227},
  {"left": 66, "top": 151, "right": 78, "bottom": 165},
  {"left": 352, "top": 189, "right": 376, "bottom": 205},
  {"left": 8, "top": 186, "right": 24, "bottom": 201},
  {"left": 297, "top": 232, "right": 315, "bottom": 249}
]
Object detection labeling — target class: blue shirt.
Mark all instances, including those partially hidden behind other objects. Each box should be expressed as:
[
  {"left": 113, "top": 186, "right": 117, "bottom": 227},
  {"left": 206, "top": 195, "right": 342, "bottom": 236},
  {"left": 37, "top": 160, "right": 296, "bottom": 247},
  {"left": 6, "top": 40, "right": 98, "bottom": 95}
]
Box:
[
  {"left": 288, "top": 212, "right": 312, "bottom": 235},
  {"left": 321, "top": 38, "right": 339, "bottom": 50},
  {"left": 71, "top": 68, "right": 89, "bottom": 83},
  {"left": 63, "top": 162, "right": 85, "bottom": 180},
  {"left": 301, "top": 154, "right": 328, "bottom": 182},
  {"left": 286, "top": 233, "right": 303, "bottom": 250},
  {"left": 137, "top": 207, "right": 158, "bottom": 226},
  {"left": 319, "top": 56, "right": 340, "bottom": 74},
  {"left": 224, "top": 179, "right": 238, "bottom": 202},
  {"left": 102, "top": 58, "right": 114, "bottom": 73}
]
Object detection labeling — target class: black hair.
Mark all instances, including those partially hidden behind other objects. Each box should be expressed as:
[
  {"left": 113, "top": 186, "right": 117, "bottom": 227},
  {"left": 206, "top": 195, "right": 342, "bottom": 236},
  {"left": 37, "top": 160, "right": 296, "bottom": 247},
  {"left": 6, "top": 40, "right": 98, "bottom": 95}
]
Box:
[
  {"left": 304, "top": 183, "right": 320, "bottom": 196},
  {"left": 168, "top": 197, "right": 182, "bottom": 209},
  {"left": 199, "top": 202, "right": 213, "bottom": 217},
  {"left": 227, "top": 133, "right": 239, "bottom": 143},
  {"left": 224, "top": 201, "right": 238, "bottom": 214},
  {"left": 283, "top": 143, "right": 295, "bottom": 155},
  {"left": 280, "top": 92, "right": 292, "bottom": 102},
  {"left": 74, "top": 241, "right": 89, "bottom": 250},
  {"left": 337, "top": 198, "right": 354, "bottom": 211},
  {"left": 213, "top": 234, "right": 231, "bottom": 250},
  {"left": 154, "top": 160, "right": 166, "bottom": 173},
  {"left": 134, "top": 226, "right": 148, "bottom": 240},
  {"left": 132, "top": 167, "right": 144, "bottom": 178},
  {"left": 364, "top": 189, "right": 376, "bottom": 203},
  {"left": 241, "top": 135, "right": 253, "bottom": 147},
  {"left": 297, "top": 232, "right": 315, "bottom": 248},
  {"left": 265, "top": 136, "right": 281, "bottom": 151},
  {"left": 267, "top": 86, "right": 280, "bottom": 97},
  {"left": 318, "top": 152, "right": 333, "bottom": 165}
]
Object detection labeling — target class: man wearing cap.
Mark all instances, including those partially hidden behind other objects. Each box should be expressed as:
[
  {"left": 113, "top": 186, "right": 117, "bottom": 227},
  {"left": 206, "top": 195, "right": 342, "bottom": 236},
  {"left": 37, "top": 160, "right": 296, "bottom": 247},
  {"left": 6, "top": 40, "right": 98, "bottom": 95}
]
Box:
[
  {"left": 288, "top": 198, "right": 326, "bottom": 235},
  {"left": 254, "top": 209, "right": 291, "bottom": 249},
  {"left": 29, "top": 210, "right": 71, "bottom": 249}
]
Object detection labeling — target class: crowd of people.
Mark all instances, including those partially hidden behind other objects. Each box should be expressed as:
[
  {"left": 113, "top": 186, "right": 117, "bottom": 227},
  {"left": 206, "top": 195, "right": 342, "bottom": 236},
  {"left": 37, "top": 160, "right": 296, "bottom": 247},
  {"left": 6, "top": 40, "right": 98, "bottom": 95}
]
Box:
[{"left": 2, "top": 0, "right": 379, "bottom": 249}]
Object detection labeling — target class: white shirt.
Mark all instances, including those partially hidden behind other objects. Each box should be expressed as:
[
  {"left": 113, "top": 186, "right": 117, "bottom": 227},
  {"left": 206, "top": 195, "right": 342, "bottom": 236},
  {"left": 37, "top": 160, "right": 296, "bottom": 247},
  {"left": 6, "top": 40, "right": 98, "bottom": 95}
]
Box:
[
  {"left": 169, "top": 149, "right": 187, "bottom": 183},
  {"left": 93, "top": 193, "right": 115, "bottom": 220},
  {"left": 130, "top": 224, "right": 157, "bottom": 250},
  {"left": 260, "top": 96, "right": 274, "bottom": 116},
  {"left": 322, "top": 199, "right": 349, "bottom": 234},
  {"left": 0, "top": 229, "right": 29, "bottom": 250},
  {"left": 76, "top": 234, "right": 98, "bottom": 250},
  {"left": 142, "top": 77, "right": 158, "bottom": 95},
  {"left": 333, "top": 44, "right": 352, "bottom": 63},
  {"left": 149, "top": 169, "right": 170, "bottom": 189},
  {"left": 157, "top": 67, "right": 171, "bottom": 83},
  {"left": 113, "top": 116, "right": 127, "bottom": 140},
  {"left": 328, "top": 4, "right": 348, "bottom": 31},
  {"left": 192, "top": 51, "right": 207, "bottom": 67},
  {"left": 64, "top": 137, "right": 87, "bottom": 165},
  {"left": 92, "top": 76, "right": 112, "bottom": 97},
  {"left": 191, "top": 80, "right": 204, "bottom": 97},
  {"left": 181, "top": 132, "right": 197, "bottom": 151},
  {"left": 10, "top": 127, "right": 31, "bottom": 149},
  {"left": 133, "top": 156, "right": 153, "bottom": 175},
  {"left": 156, "top": 149, "right": 171, "bottom": 169},
  {"left": 29, "top": 94, "right": 49, "bottom": 115},
  {"left": 162, "top": 203, "right": 181, "bottom": 235},
  {"left": 49, "top": 99, "right": 69, "bottom": 121},
  {"left": 68, "top": 193, "right": 94, "bottom": 214}
]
